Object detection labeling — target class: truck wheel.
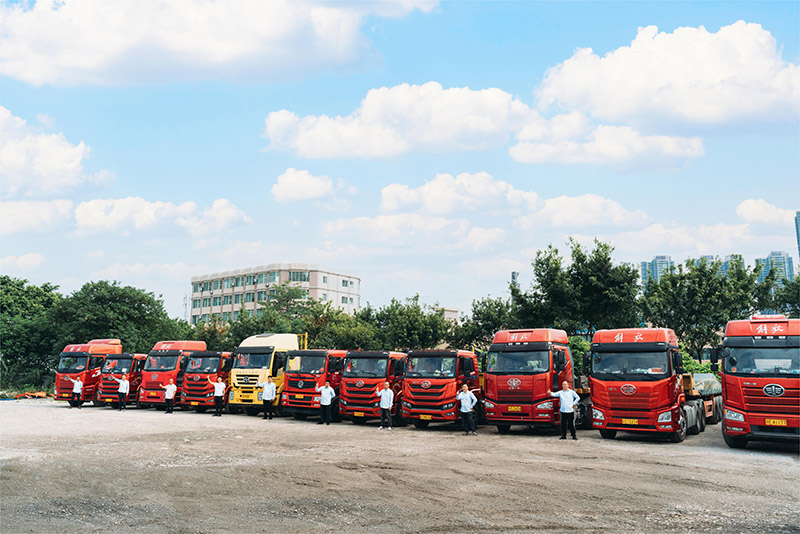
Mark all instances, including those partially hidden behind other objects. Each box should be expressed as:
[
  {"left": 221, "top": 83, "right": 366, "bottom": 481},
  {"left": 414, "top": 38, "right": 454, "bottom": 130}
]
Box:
[
  {"left": 496, "top": 424, "right": 510, "bottom": 435},
  {"left": 95, "top": 400, "right": 108, "bottom": 407},
  {"left": 600, "top": 429, "right": 617, "bottom": 439},
  {"left": 245, "top": 406, "right": 261, "bottom": 416},
  {"left": 195, "top": 406, "right": 208, "bottom": 413},
  {"left": 392, "top": 411, "right": 407, "bottom": 427},
  {"left": 109, "top": 402, "right": 119, "bottom": 410},
  {"left": 670, "top": 407, "right": 687, "bottom": 442},
  {"left": 136, "top": 399, "right": 148, "bottom": 409},
  {"left": 226, "top": 404, "right": 241, "bottom": 415},
  {"left": 697, "top": 404, "right": 706, "bottom": 432},
  {"left": 293, "top": 413, "right": 307, "bottom": 420},
  {"left": 723, "top": 430, "right": 748, "bottom": 449},
  {"left": 687, "top": 403, "right": 701, "bottom": 435},
  {"left": 352, "top": 416, "right": 367, "bottom": 425},
  {"left": 413, "top": 420, "right": 430, "bottom": 429}
]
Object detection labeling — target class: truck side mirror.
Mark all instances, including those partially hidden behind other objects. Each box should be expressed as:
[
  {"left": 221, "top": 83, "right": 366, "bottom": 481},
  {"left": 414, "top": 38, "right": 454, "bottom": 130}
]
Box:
[
  {"left": 583, "top": 354, "right": 591, "bottom": 377},
  {"left": 553, "top": 350, "right": 566, "bottom": 372},
  {"left": 709, "top": 348, "right": 719, "bottom": 364},
  {"left": 672, "top": 352, "right": 683, "bottom": 374},
  {"left": 710, "top": 363, "right": 719, "bottom": 372}
]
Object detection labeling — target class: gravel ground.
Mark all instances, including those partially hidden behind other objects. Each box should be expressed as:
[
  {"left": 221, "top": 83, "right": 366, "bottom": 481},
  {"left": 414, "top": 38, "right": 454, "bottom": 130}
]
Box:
[{"left": 1, "top": 399, "right": 798, "bottom": 533}]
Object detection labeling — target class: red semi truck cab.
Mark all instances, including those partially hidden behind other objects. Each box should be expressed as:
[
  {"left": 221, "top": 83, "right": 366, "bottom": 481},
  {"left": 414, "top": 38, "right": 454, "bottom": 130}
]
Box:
[
  {"left": 96, "top": 352, "right": 146, "bottom": 407},
  {"left": 180, "top": 351, "right": 233, "bottom": 412},
  {"left": 282, "top": 349, "right": 346, "bottom": 420},
  {"left": 589, "top": 328, "right": 694, "bottom": 442},
  {"left": 339, "top": 351, "right": 407, "bottom": 425},
  {"left": 137, "top": 340, "right": 207, "bottom": 408},
  {"left": 401, "top": 349, "right": 481, "bottom": 429},
  {"left": 713, "top": 315, "right": 800, "bottom": 449},
  {"left": 55, "top": 339, "right": 123, "bottom": 407},
  {"left": 484, "top": 329, "right": 572, "bottom": 434}
]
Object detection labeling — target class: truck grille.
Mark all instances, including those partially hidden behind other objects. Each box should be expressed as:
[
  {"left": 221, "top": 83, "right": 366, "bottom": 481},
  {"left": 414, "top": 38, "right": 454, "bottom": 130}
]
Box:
[
  {"left": 287, "top": 378, "right": 317, "bottom": 390},
  {"left": 496, "top": 390, "right": 531, "bottom": 403},
  {"left": 743, "top": 386, "right": 800, "bottom": 416},
  {"left": 234, "top": 374, "right": 260, "bottom": 387}
]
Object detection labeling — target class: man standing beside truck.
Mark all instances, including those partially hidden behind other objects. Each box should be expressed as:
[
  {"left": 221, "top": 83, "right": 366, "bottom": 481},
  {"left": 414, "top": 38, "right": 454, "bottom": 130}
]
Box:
[
  {"left": 66, "top": 377, "right": 83, "bottom": 409},
  {"left": 208, "top": 376, "right": 226, "bottom": 417},
  {"left": 110, "top": 374, "right": 130, "bottom": 410},
  {"left": 315, "top": 381, "right": 336, "bottom": 425},
  {"left": 160, "top": 379, "right": 177, "bottom": 414},
  {"left": 456, "top": 384, "right": 478, "bottom": 436},
  {"left": 256, "top": 376, "right": 277, "bottom": 420},
  {"left": 548, "top": 381, "right": 580, "bottom": 440},
  {"left": 376, "top": 382, "right": 395, "bottom": 431}
]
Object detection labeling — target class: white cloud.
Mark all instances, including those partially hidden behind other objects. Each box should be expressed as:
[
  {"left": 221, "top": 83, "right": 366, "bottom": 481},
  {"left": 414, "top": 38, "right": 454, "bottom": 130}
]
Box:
[
  {"left": 515, "top": 194, "right": 648, "bottom": 229},
  {"left": 322, "top": 213, "right": 469, "bottom": 247},
  {"left": 74, "top": 197, "right": 196, "bottom": 232},
  {"left": 93, "top": 262, "right": 203, "bottom": 280},
  {"left": 536, "top": 21, "right": 800, "bottom": 126},
  {"left": 87, "top": 250, "right": 104, "bottom": 259},
  {"left": 461, "top": 227, "right": 507, "bottom": 251},
  {"left": 381, "top": 172, "right": 540, "bottom": 214},
  {"left": 593, "top": 222, "right": 758, "bottom": 257},
  {"left": 0, "top": 253, "right": 46, "bottom": 272},
  {"left": 271, "top": 168, "right": 334, "bottom": 202},
  {"left": 0, "top": 107, "right": 113, "bottom": 198},
  {"left": 0, "top": 199, "right": 73, "bottom": 234},
  {"left": 736, "top": 199, "right": 796, "bottom": 226},
  {"left": 264, "top": 82, "right": 534, "bottom": 158},
  {"left": 176, "top": 198, "right": 252, "bottom": 237},
  {"left": 0, "top": 0, "right": 436, "bottom": 86}
]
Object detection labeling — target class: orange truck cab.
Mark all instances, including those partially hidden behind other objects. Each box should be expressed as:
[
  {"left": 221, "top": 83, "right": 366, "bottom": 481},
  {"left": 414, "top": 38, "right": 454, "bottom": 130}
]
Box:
[
  {"left": 483, "top": 329, "right": 572, "bottom": 434},
  {"left": 711, "top": 314, "right": 800, "bottom": 449},
  {"left": 282, "top": 349, "right": 347, "bottom": 420},
  {"left": 401, "top": 349, "right": 481, "bottom": 429},
  {"left": 180, "top": 351, "right": 233, "bottom": 413},
  {"left": 96, "top": 352, "right": 146, "bottom": 407},
  {"left": 137, "top": 340, "right": 207, "bottom": 408},
  {"left": 589, "top": 328, "right": 700, "bottom": 442},
  {"left": 339, "top": 351, "right": 407, "bottom": 425},
  {"left": 55, "top": 339, "right": 123, "bottom": 407}
]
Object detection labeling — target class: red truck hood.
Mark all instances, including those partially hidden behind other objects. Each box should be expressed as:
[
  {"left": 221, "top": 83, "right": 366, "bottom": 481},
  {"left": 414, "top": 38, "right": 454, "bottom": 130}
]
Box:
[
  {"left": 724, "top": 375, "right": 800, "bottom": 416},
  {"left": 486, "top": 374, "right": 551, "bottom": 403},
  {"left": 590, "top": 377, "right": 675, "bottom": 410}
]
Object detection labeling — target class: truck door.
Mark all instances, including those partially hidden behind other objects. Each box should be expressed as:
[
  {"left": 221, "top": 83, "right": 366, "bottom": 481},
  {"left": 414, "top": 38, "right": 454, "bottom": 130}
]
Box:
[
  {"left": 177, "top": 354, "right": 190, "bottom": 386},
  {"left": 328, "top": 356, "right": 343, "bottom": 390},
  {"left": 271, "top": 352, "right": 286, "bottom": 377}
]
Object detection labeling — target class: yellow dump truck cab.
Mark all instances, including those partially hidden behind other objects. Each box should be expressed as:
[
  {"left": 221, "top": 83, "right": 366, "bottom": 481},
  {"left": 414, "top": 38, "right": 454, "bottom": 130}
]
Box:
[{"left": 229, "top": 333, "right": 299, "bottom": 416}]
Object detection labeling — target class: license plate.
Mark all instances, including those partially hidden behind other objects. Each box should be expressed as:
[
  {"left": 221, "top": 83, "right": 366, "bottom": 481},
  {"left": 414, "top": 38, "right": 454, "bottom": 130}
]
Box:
[
  {"left": 191, "top": 402, "right": 198, "bottom": 406},
  {"left": 296, "top": 395, "right": 304, "bottom": 400},
  {"left": 62, "top": 394, "right": 70, "bottom": 397},
  {"left": 149, "top": 392, "right": 157, "bottom": 397},
  {"left": 765, "top": 418, "right": 787, "bottom": 427},
  {"left": 622, "top": 418, "right": 638, "bottom": 425},
  {"left": 508, "top": 406, "right": 522, "bottom": 412},
  {"left": 354, "top": 411, "right": 365, "bottom": 417},
  {"left": 420, "top": 414, "right": 432, "bottom": 420}
]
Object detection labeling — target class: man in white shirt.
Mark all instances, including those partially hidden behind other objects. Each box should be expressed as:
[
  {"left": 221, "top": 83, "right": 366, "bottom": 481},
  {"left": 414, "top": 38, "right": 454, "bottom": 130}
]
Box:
[
  {"left": 160, "top": 379, "right": 177, "bottom": 414},
  {"left": 110, "top": 374, "right": 130, "bottom": 411},
  {"left": 375, "top": 382, "right": 394, "bottom": 431},
  {"left": 315, "top": 381, "right": 336, "bottom": 425},
  {"left": 208, "top": 376, "right": 227, "bottom": 417},
  {"left": 256, "top": 376, "right": 276, "bottom": 420},
  {"left": 456, "top": 384, "right": 478, "bottom": 436},
  {"left": 548, "top": 381, "right": 581, "bottom": 440},
  {"left": 66, "top": 376, "right": 83, "bottom": 409}
]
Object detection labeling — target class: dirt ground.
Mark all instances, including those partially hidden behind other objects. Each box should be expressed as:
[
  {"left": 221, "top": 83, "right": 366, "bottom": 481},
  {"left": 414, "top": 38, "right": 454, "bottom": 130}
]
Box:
[{"left": 1, "top": 399, "right": 798, "bottom": 533}]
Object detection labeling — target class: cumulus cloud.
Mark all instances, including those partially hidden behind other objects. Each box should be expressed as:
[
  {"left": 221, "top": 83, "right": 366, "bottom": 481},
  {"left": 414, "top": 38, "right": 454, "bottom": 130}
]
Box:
[
  {"left": 322, "top": 214, "right": 470, "bottom": 247},
  {"left": 0, "top": 0, "right": 436, "bottom": 86},
  {"left": 515, "top": 194, "right": 648, "bottom": 229},
  {"left": 592, "top": 222, "right": 758, "bottom": 257},
  {"left": 536, "top": 21, "right": 800, "bottom": 126},
  {"left": 93, "top": 262, "right": 203, "bottom": 280},
  {"left": 0, "top": 199, "right": 73, "bottom": 234},
  {"left": 461, "top": 227, "right": 507, "bottom": 251},
  {"left": 271, "top": 168, "right": 334, "bottom": 202},
  {"left": 736, "top": 198, "right": 796, "bottom": 226},
  {"left": 0, "top": 107, "right": 113, "bottom": 198},
  {"left": 74, "top": 197, "right": 196, "bottom": 232},
  {"left": 0, "top": 253, "right": 46, "bottom": 272},
  {"left": 176, "top": 199, "right": 252, "bottom": 237}
]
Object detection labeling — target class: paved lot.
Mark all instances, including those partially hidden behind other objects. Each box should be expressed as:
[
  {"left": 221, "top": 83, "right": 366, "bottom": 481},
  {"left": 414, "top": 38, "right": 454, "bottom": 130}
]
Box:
[{"left": 1, "top": 399, "right": 798, "bottom": 533}]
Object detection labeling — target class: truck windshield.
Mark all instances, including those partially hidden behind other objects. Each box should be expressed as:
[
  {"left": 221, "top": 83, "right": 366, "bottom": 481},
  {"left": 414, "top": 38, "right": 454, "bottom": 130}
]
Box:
[
  {"left": 343, "top": 357, "right": 388, "bottom": 378},
  {"left": 487, "top": 351, "right": 549, "bottom": 375},
  {"left": 724, "top": 347, "right": 800, "bottom": 377},
  {"left": 58, "top": 354, "right": 88, "bottom": 372},
  {"left": 591, "top": 351, "right": 669, "bottom": 381},
  {"left": 187, "top": 356, "right": 220, "bottom": 373},
  {"left": 144, "top": 355, "right": 179, "bottom": 371},
  {"left": 234, "top": 351, "right": 273, "bottom": 369},
  {"left": 406, "top": 357, "right": 456, "bottom": 378},
  {"left": 102, "top": 358, "right": 132, "bottom": 374},
  {"left": 286, "top": 355, "right": 326, "bottom": 374}
]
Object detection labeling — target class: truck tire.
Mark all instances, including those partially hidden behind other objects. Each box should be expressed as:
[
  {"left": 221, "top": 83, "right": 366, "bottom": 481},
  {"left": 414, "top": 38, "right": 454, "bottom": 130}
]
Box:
[
  {"left": 413, "top": 420, "right": 430, "bottom": 429},
  {"left": 245, "top": 406, "right": 261, "bottom": 416},
  {"left": 195, "top": 406, "right": 208, "bottom": 413},
  {"left": 496, "top": 424, "right": 510, "bottom": 435},
  {"left": 136, "top": 398, "right": 148, "bottom": 409},
  {"left": 712, "top": 397, "right": 723, "bottom": 424},
  {"left": 293, "top": 413, "right": 307, "bottom": 420},
  {"left": 687, "top": 403, "right": 701, "bottom": 435},
  {"left": 670, "top": 407, "right": 687, "bottom": 442},
  {"left": 109, "top": 402, "right": 119, "bottom": 410},
  {"left": 600, "top": 429, "right": 617, "bottom": 439},
  {"left": 723, "top": 430, "right": 748, "bottom": 449},
  {"left": 351, "top": 416, "right": 367, "bottom": 425},
  {"left": 393, "top": 410, "right": 407, "bottom": 427},
  {"left": 226, "top": 404, "right": 241, "bottom": 415},
  {"left": 697, "top": 404, "right": 706, "bottom": 432}
]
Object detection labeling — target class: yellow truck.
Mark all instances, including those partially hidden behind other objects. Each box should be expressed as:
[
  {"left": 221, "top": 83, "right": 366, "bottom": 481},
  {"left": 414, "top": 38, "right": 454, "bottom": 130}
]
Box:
[{"left": 228, "top": 333, "right": 301, "bottom": 416}]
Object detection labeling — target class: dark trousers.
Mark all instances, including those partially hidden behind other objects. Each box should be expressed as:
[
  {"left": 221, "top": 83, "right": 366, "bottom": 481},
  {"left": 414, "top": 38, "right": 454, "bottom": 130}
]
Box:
[
  {"left": 560, "top": 411, "right": 576, "bottom": 438},
  {"left": 214, "top": 396, "right": 224, "bottom": 416},
  {"left": 71, "top": 392, "right": 81, "bottom": 405},
  {"left": 460, "top": 411, "right": 476, "bottom": 433},
  {"left": 320, "top": 404, "right": 332, "bottom": 424},
  {"left": 166, "top": 398, "right": 174, "bottom": 413},
  {"left": 380, "top": 408, "right": 391, "bottom": 428},
  {"left": 262, "top": 400, "right": 274, "bottom": 419},
  {"left": 118, "top": 392, "right": 126, "bottom": 409}
]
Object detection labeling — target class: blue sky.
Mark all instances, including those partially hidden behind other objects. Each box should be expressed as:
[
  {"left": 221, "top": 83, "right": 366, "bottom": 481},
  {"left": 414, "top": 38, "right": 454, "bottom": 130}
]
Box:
[{"left": 1, "top": 0, "right": 798, "bottom": 320}]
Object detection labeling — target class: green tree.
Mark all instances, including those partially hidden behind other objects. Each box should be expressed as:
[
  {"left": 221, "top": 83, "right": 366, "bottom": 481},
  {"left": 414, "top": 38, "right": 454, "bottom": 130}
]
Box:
[
  {"left": 773, "top": 276, "right": 800, "bottom": 318},
  {"left": 447, "top": 296, "right": 512, "bottom": 351},
  {"left": 372, "top": 295, "right": 448, "bottom": 350}
]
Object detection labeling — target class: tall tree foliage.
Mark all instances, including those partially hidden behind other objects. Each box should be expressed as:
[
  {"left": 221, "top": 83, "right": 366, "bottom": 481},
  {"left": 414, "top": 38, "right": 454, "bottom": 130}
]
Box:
[{"left": 447, "top": 296, "right": 512, "bottom": 351}]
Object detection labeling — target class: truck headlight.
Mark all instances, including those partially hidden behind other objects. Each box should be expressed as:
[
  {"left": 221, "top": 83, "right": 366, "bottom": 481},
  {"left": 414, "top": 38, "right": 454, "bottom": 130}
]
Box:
[
  {"left": 725, "top": 409, "right": 745, "bottom": 422},
  {"left": 313, "top": 396, "right": 321, "bottom": 402},
  {"left": 373, "top": 402, "right": 381, "bottom": 408},
  {"left": 402, "top": 401, "right": 411, "bottom": 408},
  {"left": 657, "top": 411, "right": 672, "bottom": 423},
  {"left": 442, "top": 402, "right": 455, "bottom": 410},
  {"left": 229, "top": 391, "right": 234, "bottom": 401},
  {"left": 592, "top": 408, "right": 604, "bottom": 421},
  {"left": 484, "top": 401, "right": 495, "bottom": 409},
  {"left": 339, "top": 398, "right": 347, "bottom": 406},
  {"left": 536, "top": 401, "right": 553, "bottom": 410}
]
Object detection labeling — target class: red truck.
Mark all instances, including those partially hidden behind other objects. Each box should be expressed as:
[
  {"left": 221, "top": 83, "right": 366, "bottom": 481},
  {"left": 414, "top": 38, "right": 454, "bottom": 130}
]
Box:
[
  {"left": 55, "top": 339, "right": 123, "bottom": 407},
  {"left": 401, "top": 349, "right": 481, "bottom": 429},
  {"left": 483, "top": 329, "right": 573, "bottom": 434},
  {"left": 339, "top": 351, "right": 407, "bottom": 425},
  {"left": 180, "top": 351, "right": 233, "bottom": 413},
  {"left": 711, "top": 314, "right": 799, "bottom": 449},
  {"left": 282, "top": 349, "right": 347, "bottom": 420},
  {"left": 96, "top": 352, "right": 147, "bottom": 408},
  {"left": 589, "top": 328, "right": 706, "bottom": 442},
  {"left": 136, "top": 340, "right": 207, "bottom": 409}
]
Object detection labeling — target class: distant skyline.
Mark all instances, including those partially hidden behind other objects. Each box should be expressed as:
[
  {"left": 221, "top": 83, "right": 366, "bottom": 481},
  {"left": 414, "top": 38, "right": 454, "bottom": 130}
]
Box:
[{"left": 1, "top": 1, "right": 798, "bottom": 319}]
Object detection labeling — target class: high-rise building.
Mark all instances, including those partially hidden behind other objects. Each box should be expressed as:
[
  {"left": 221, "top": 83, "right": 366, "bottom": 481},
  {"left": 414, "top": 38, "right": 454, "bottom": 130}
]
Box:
[
  {"left": 640, "top": 255, "right": 675, "bottom": 285},
  {"left": 190, "top": 263, "right": 360, "bottom": 324},
  {"left": 719, "top": 255, "right": 743, "bottom": 278},
  {"left": 755, "top": 251, "right": 795, "bottom": 284}
]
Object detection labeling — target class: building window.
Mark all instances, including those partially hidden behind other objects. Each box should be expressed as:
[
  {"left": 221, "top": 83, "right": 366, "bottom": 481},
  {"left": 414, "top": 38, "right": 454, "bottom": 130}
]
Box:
[
  {"left": 322, "top": 275, "right": 328, "bottom": 284},
  {"left": 248, "top": 309, "right": 256, "bottom": 317},
  {"left": 192, "top": 315, "right": 200, "bottom": 324},
  {"left": 301, "top": 289, "right": 309, "bottom": 299},
  {"left": 256, "top": 309, "right": 263, "bottom": 316},
  {"left": 202, "top": 297, "right": 211, "bottom": 307},
  {"left": 290, "top": 271, "right": 309, "bottom": 282},
  {"left": 223, "top": 295, "right": 232, "bottom": 305},
  {"left": 212, "top": 296, "right": 222, "bottom": 306},
  {"left": 225, "top": 278, "right": 234, "bottom": 289},
  {"left": 235, "top": 276, "right": 244, "bottom": 287},
  {"left": 349, "top": 280, "right": 354, "bottom": 288},
  {"left": 269, "top": 289, "right": 277, "bottom": 299},
  {"left": 322, "top": 293, "right": 327, "bottom": 301},
  {"left": 202, "top": 281, "right": 212, "bottom": 291},
  {"left": 234, "top": 294, "right": 242, "bottom": 304},
  {"left": 233, "top": 311, "right": 240, "bottom": 320},
  {"left": 192, "top": 299, "right": 200, "bottom": 309},
  {"left": 349, "top": 297, "right": 353, "bottom": 303},
  {"left": 192, "top": 283, "right": 201, "bottom": 293},
  {"left": 201, "top": 314, "right": 209, "bottom": 321},
  {"left": 245, "top": 293, "right": 255, "bottom": 303},
  {"left": 342, "top": 279, "right": 348, "bottom": 287},
  {"left": 257, "top": 291, "right": 267, "bottom": 301},
  {"left": 258, "top": 273, "right": 268, "bottom": 284},
  {"left": 246, "top": 275, "right": 255, "bottom": 285},
  {"left": 342, "top": 296, "right": 347, "bottom": 304},
  {"left": 222, "top": 312, "right": 231, "bottom": 321},
  {"left": 213, "top": 280, "right": 221, "bottom": 290},
  {"left": 269, "top": 271, "right": 278, "bottom": 283}
]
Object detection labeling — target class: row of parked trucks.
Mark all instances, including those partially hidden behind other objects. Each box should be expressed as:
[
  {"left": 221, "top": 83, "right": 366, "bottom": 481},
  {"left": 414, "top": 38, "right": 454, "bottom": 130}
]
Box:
[{"left": 54, "top": 315, "right": 799, "bottom": 448}]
